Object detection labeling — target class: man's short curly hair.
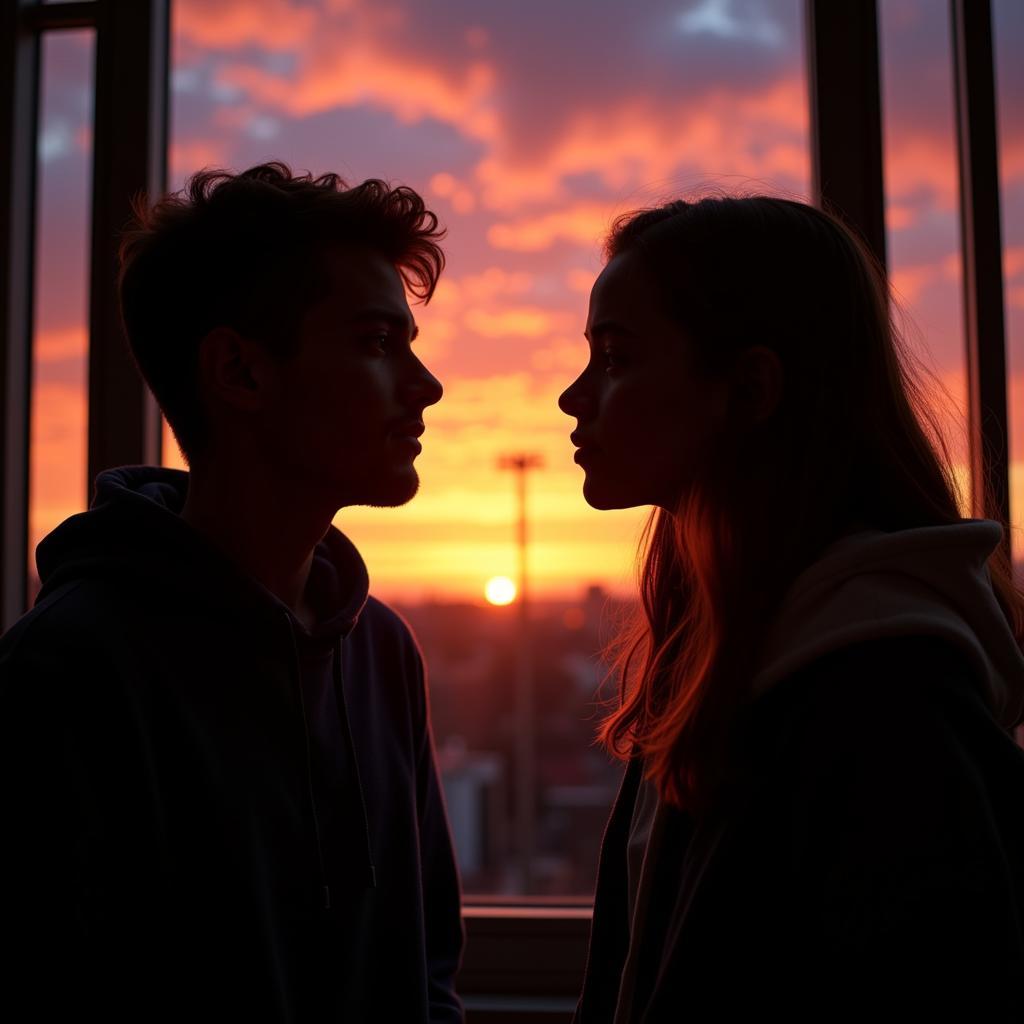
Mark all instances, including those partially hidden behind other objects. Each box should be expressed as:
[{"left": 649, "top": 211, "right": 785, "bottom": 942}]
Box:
[{"left": 118, "top": 161, "right": 446, "bottom": 463}]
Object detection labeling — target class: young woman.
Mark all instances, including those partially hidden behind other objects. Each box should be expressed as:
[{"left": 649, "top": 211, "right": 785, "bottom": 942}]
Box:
[{"left": 559, "top": 197, "right": 1024, "bottom": 1020}]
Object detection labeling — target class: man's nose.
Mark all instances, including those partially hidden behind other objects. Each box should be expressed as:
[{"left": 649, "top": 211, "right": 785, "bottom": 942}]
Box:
[{"left": 407, "top": 356, "right": 443, "bottom": 408}]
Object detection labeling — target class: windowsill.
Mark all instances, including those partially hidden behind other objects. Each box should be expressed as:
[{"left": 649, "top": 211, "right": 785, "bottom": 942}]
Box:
[
  {"left": 464, "top": 909, "right": 593, "bottom": 925},
  {"left": 458, "top": 902, "right": 591, "bottom": 1022},
  {"left": 463, "top": 904, "right": 591, "bottom": 920}
]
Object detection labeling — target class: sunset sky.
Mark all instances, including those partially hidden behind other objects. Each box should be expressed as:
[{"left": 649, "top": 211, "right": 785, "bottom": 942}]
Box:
[{"left": 27, "top": 0, "right": 1024, "bottom": 603}]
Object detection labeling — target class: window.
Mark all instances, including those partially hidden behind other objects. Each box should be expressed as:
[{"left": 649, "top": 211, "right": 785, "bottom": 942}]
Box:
[
  {"left": 879, "top": 0, "right": 970, "bottom": 509},
  {"left": 169, "top": 0, "right": 809, "bottom": 900},
  {"left": 2, "top": 2, "right": 1017, "bottom": 1019},
  {"left": 28, "top": 28, "right": 94, "bottom": 604},
  {"left": 994, "top": 0, "right": 1024, "bottom": 576}
]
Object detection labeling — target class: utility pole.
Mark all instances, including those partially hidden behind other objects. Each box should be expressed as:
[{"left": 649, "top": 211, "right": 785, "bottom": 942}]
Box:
[{"left": 497, "top": 452, "right": 543, "bottom": 891}]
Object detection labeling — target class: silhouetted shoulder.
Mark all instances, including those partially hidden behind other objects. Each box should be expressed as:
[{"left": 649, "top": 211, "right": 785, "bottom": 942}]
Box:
[
  {"left": 357, "top": 595, "right": 421, "bottom": 649},
  {"left": 350, "top": 595, "right": 425, "bottom": 673},
  {"left": 631, "top": 635, "right": 1024, "bottom": 1017},
  {"left": 0, "top": 578, "right": 133, "bottom": 692},
  {"left": 737, "top": 634, "right": 1024, "bottom": 1006},
  {"left": 341, "top": 595, "right": 432, "bottom": 730},
  {"left": 744, "top": 634, "right": 1024, "bottom": 849},
  {"left": 756, "top": 633, "right": 1019, "bottom": 768}
]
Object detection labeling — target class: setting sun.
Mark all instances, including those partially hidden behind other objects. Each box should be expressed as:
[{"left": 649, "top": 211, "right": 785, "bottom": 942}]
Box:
[{"left": 484, "top": 575, "right": 517, "bottom": 606}]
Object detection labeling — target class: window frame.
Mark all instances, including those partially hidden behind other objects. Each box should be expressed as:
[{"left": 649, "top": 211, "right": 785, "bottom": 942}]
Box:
[{"left": 0, "top": 1, "right": 1013, "bottom": 1019}]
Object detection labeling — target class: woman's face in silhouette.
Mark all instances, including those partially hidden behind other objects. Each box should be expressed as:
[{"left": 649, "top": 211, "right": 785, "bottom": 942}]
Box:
[{"left": 558, "top": 251, "right": 728, "bottom": 511}]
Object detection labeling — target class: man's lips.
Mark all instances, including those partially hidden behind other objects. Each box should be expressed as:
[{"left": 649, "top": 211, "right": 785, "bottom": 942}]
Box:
[
  {"left": 391, "top": 420, "right": 425, "bottom": 455},
  {"left": 392, "top": 419, "right": 425, "bottom": 439}
]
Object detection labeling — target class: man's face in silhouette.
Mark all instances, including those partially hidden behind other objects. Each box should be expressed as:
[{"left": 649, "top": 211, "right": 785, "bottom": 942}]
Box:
[
  {"left": 262, "top": 244, "right": 443, "bottom": 509},
  {"left": 558, "top": 250, "right": 727, "bottom": 511}
]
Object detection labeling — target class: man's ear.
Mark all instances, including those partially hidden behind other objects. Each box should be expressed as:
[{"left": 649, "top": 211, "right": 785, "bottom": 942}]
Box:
[
  {"left": 197, "top": 327, "right": 271, "bottom": 412},
  {"left": 731, "top": 345, "right": 783, "bottom": 425}
]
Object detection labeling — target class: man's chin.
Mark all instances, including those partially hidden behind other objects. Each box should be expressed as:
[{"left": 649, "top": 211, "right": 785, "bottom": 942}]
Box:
[{"left": 360, "top": 470, "right": 421, "bottom": 509}]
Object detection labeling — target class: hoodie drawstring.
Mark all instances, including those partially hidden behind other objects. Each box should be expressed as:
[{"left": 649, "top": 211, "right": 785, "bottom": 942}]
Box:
[
  {"left": 333, "top": 637, "right": 377, "bottom": 889},
  {"left": 284, "top": 615, "right": 332, "bottom": 911}
]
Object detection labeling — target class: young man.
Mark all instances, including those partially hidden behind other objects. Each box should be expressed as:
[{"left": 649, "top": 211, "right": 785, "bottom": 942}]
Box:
[{"left": 0, "top": 163, "right": 463, "bottom": 1022}]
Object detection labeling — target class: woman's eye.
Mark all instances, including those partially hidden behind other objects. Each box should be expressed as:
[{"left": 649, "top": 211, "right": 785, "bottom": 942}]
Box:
[
  {"left": 366, "top": 332, "right": 390, "bottom": 353},
  {"left": 603, "top": 349, "right": 626, "bottom": 371}
]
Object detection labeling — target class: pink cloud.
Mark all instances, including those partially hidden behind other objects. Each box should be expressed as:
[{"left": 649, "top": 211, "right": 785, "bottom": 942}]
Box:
[
  {"left": 429, "top": 172, "right": 477, "bottom": 214},
  {"left": 565, "top": 268, "right": 596, "bottom": 294},
  {"left": 174, "top": 0, "right": 318, "bottom": 51},
  {"left": 169, "top": 139, "right": 232, "bottom": 183},
  {"left": 488, "top": 202, "right": 615, "bottom": 253},
  {"left": 475, "top": 78, "right": 809, "bottom": 214},
  {"left": 884, "top": 135, "right": 959, "bottom": 209},
  {"left": 463, "top": 307, "right": 571, "bottom": 339},
  {"left": 1003, "top": 136, "right": 1024, "bottom": 181},
  {"left": 891, "top": 264, "right": 937, "bottom": 306},
  {"left": 217, "top": 42, "right": 498, "bottom": 141},
  {"left": 33, "top": 327, "right": 88, "bottom": 363},
  {"left": 1004, "top": 246, "right": 1024, "bottom": 279},
  {"left": 29, "top": 379, "right": 88, "bottom": 552},
  {"left": 176, "top": 0, "right": 809, "bottom": 218}
]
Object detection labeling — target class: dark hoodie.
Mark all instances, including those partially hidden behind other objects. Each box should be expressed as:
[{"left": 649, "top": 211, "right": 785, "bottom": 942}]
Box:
[
  {"left": 577, "top": 521, "right": 1024, "bottom": 1022},
  {"left": 0, "top": 467, "right": 464, "bottom": 1023}
]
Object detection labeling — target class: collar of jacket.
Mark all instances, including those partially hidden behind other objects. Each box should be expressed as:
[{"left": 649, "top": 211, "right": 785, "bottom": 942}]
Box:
[{"left": 35, "top": 465, "right": 370, "bottom": 639}]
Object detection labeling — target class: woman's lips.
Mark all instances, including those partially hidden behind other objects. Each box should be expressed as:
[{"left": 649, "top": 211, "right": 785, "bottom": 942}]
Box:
[{"left": 570, "top": 430, "right": 600, "bottom": 465}]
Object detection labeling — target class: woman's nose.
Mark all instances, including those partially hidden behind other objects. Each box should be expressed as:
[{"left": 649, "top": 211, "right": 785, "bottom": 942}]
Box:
[{"left": 558, "top": 374, "right": 588, "bottom": 417}]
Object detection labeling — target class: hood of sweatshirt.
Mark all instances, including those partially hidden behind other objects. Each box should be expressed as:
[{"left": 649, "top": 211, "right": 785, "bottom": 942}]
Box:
[
  {"left": 35, "top": 465, "right": 370, "bottom": 642},
  {"left": 751, "top": 519, "right": 1024, "bottom": 729}
]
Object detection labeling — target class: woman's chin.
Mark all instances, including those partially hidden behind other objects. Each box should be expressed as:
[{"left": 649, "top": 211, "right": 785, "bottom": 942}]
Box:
[{"left": 582, "top": 478, "right": 644, "bottom": 511}]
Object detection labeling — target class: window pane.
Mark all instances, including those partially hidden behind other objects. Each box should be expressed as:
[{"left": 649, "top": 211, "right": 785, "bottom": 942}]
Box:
[
  {"left": 162, "top": 416, "right": 187, "bottom": 470},
  {"left": 879, "top": 0, "right": 970, "bottom": 513},
  {"left": 994, "top": 0, "right": 1024, "bottom": 578},
  {"left": 170, "top": 0, "right": 808, "bottom": 895},
  {"left": 29, "top": 29, "right": 95, "bottom": 604}
]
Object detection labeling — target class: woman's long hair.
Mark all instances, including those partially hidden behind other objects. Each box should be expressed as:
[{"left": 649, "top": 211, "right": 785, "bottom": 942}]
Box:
[{"left": 597, "top": 196, "right": 1023, "bottom": 812}]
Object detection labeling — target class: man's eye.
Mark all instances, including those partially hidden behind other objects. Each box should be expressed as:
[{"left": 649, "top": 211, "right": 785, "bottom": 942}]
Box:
[{"left": 366, "top": 332, "right": 390, "bottom": 352}]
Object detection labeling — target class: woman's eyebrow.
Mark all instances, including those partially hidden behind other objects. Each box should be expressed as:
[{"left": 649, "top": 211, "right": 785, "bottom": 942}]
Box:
[{"left": 586, "top": 320, "right": 637, "bottom": 341}]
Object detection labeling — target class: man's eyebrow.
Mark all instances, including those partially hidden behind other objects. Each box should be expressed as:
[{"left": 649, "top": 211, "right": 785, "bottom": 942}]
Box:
[{"left": 349, "top": 308, "right": 418, "bottom": 339}]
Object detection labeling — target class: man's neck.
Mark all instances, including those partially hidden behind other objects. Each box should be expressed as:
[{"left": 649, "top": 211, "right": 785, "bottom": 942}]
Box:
[{"left": 181, "top": 461, "right": 333, "bottom": 627}]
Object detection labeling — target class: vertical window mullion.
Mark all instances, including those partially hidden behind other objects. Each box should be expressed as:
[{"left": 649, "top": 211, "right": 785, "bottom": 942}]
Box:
[
  {"left": 951, "top": 0, "right": 1011, "bottom": 540},
  {"left": 805, "top": 0, "right": 887, "bottom": 268},
  {"left": 0, "top": 2, "right": 41, "bottom": 630},
  {"left": 88, "top": 0, "right": 169, "bottom": 487}
]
